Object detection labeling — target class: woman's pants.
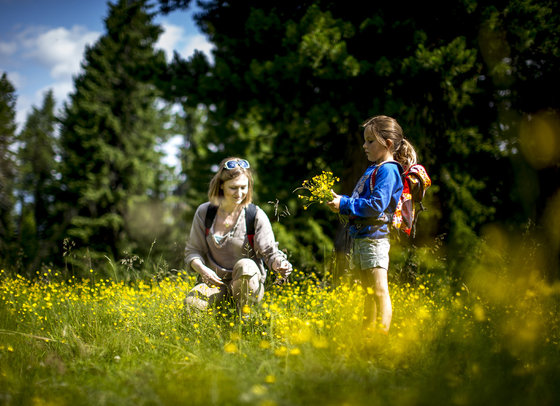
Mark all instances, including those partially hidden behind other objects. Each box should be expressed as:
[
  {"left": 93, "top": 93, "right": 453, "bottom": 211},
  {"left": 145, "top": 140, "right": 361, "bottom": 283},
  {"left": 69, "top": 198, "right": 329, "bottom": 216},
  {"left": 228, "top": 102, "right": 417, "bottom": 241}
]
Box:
[{"left": 185, "top": 258, "right": 264, "bottom": 311}]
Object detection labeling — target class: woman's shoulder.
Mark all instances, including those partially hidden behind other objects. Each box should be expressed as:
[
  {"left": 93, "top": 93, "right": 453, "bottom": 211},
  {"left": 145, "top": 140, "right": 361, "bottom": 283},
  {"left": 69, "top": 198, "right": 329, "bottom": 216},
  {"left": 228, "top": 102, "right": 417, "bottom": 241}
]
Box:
[
  {"left": 249, "top": 204, "right": 272, "bottom": 225},
  {"left": 194, "top": 202, "right": 214, "bottom": 218},
  {"left": 248, "top": 203, "right": 264, "bottom": 218}
]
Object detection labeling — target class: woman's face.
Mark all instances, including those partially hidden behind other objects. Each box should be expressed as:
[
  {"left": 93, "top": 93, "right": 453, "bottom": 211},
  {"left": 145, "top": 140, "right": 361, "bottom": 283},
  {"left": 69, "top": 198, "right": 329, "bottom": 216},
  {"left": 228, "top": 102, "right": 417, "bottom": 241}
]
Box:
[
  {"left": 221, "top": 174, "right": 249, "bottom": 207},
  {"left": 363, "top": 129, "right": 390, "bottom": 163}
]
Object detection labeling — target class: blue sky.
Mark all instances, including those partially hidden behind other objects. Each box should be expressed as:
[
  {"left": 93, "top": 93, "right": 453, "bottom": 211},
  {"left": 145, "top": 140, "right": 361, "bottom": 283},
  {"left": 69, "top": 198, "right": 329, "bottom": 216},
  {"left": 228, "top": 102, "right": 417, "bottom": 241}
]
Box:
[{"left": 0, "top": 0, "right": 212, "bottom": 139}]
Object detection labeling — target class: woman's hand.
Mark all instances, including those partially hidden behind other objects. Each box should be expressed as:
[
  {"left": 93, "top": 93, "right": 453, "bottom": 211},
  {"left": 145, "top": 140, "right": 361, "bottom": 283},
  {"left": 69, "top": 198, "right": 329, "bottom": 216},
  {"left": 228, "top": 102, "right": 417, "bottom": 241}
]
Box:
[
  {"left": 191, "top": 259, "right": 225, "bottom": 287},
  {"left": 272, "top": 257, "right": 293, "bottom": 278},
  {"left": 200, "top": 267, "right": 225, "bottom": 287},
  {"left": 327, "top": 190, "right": 341, "bottom": 213}
]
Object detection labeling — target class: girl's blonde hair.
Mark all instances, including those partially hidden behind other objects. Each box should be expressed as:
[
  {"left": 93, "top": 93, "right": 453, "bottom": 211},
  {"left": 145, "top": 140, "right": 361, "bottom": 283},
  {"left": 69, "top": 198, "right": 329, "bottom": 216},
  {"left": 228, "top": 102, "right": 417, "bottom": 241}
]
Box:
[
  {"left": 362, "top": 115, "right": 417, "bottom": 171},
  {"left": 208, "top": 157, "right": 254, "bottom": 207}
]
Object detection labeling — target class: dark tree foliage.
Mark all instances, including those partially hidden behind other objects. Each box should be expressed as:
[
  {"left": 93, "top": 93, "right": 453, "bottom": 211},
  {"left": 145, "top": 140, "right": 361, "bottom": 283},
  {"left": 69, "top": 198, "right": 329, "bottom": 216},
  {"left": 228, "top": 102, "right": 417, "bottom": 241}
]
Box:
[
  {"left": 16, "top": 90, "right": 59, "bottom": 274},
  {"left": 0, "top": 73, "right": 17, "bottom": 265},
  {"left": 477, "top": 0, "right": 560, "bottom": 275},
  {"left": 159, "top": 0, "right": 560, "bottom": 276},
  {"left": 156, "top": 0, "right": 192, "bottom": 14}
]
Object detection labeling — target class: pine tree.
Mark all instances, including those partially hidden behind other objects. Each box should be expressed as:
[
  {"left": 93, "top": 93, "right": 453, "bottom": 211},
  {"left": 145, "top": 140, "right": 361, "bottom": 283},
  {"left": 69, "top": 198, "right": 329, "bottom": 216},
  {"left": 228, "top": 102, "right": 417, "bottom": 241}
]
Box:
[
  {"left": 0, "top": 72, "right": 17, "bottom": 265},
  {"left": 16, "top": 90, "right": 58, "bottom": 272},
  {"left": 58, "top": 0, "right": 170, "bottom": 272}
]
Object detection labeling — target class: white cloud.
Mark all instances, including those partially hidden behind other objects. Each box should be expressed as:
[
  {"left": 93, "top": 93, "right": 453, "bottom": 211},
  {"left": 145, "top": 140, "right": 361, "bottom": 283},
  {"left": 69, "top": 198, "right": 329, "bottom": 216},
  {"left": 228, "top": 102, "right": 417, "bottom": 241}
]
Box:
[
  {"left": 15, "top": 93, "right": 33, "bottom": 129},
  {"left": 6, "top": 25, "right": 99, "bottom": 130},
  {"left": 24, "top": 25, "right": 100, "bottom": 80},
  {"left": 0, "top": 41, "right": 17, "bottom": 56},
  {"left": 4, "top": 71, "right": 25, "bottom": 89},
  {"left": 157, "top": 22, "right": 184, "bottom": 61},
  {"left": 180, "top": 34, "right": 214, "bottom": 61},
  {"left": 157, "top": 21, "right": 213, "bottom": 62}
]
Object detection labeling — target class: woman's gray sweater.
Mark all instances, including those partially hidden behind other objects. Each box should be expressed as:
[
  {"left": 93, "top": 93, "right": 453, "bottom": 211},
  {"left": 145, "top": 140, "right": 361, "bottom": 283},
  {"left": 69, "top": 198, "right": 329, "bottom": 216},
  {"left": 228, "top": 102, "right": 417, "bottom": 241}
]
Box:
[{"left": 184, "top": 202, "right": 287, "bottom": 282}]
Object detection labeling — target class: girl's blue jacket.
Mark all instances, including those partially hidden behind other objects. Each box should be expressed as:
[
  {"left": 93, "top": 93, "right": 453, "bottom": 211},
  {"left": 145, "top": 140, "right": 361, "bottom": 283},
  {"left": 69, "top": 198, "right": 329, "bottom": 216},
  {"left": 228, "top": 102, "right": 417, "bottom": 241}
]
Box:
[{"left": 339, "top": 161, "right": 403, "bottom": 239}]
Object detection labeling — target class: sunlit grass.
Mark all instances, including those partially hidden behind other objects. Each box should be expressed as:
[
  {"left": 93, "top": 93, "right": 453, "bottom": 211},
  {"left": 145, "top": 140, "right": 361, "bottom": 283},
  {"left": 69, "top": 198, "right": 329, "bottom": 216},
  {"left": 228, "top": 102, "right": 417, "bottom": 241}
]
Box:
[{"left": 1, "top": 260, "right": 559, "bottom": 405}]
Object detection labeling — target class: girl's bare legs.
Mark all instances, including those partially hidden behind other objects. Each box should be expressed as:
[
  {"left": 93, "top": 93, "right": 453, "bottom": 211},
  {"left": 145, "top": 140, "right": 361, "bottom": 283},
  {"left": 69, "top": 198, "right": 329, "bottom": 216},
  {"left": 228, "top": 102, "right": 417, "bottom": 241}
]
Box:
[{"left": 362, "top": 267, "right": 392, "bottom": 333}]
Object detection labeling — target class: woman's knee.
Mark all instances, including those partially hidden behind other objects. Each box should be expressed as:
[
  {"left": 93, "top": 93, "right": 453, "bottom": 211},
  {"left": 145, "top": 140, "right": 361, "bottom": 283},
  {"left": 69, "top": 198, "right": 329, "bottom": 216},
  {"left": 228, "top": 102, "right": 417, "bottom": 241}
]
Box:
[
  {"left": 231, "top": 276, "right": 264, "bottom": 303},
  {"left": 184, "top": 283, "right": 225, "bottom": 310},
  {"left": 233, "top": 258, "right": 260, "bottom": 279}
]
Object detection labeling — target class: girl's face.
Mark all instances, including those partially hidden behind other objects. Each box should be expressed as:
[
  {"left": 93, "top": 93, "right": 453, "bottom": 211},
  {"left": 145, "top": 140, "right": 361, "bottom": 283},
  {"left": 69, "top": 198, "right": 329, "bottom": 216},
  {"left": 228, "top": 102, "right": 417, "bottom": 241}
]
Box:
[
  {"left": 221, "top": 174, "right": 249, "bottom": 207},
  {"left": 363, "top": 129, "right": 392, "bottom": 163}
]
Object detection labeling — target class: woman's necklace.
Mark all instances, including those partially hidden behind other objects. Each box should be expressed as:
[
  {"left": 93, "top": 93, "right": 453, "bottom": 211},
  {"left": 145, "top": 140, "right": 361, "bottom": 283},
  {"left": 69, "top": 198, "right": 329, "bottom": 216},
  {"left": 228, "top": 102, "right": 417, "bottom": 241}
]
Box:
[{"left": 219, "top": 206, "right": 240, "bottom": 228}]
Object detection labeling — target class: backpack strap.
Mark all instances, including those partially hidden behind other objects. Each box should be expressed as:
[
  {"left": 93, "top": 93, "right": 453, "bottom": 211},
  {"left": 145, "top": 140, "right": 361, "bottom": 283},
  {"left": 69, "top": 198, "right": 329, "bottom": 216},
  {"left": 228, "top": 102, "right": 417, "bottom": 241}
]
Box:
[
  {"left": 245, "top": 203, "right": 257, "bottom": 249},
  {"left": 369, "top": 160, "right": 403, "bottom": 194},
  {"left": 204, "top": 203, "right": 258, "bottom": 249},
  {"left": 204, "top": 204, "right": 218, "bottom": 236}
]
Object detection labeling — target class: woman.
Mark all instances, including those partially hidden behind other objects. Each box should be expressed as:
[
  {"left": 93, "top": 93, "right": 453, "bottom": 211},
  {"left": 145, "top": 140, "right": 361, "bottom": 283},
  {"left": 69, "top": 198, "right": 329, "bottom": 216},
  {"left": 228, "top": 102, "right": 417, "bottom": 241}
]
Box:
[{"left": 184, "top": 157, "right": 292, "bottom": 312}]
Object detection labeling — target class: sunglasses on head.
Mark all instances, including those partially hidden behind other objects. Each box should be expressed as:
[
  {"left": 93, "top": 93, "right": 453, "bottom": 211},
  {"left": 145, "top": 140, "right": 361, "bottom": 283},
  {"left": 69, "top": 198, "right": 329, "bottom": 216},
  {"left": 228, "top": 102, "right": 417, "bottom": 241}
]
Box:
[{"left": 223, "top": 159, "right": 250, "bottom": 170}]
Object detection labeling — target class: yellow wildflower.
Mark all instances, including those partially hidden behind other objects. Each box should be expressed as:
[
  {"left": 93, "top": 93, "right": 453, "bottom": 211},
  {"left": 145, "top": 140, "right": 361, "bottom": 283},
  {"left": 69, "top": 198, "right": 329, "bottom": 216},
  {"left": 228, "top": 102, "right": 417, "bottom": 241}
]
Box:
[
  {"left": 295, "top": 171, "right": 339, "bottom": 210},
  {"left": 224, "top": 342, "right": 238, "bottom": 354}
]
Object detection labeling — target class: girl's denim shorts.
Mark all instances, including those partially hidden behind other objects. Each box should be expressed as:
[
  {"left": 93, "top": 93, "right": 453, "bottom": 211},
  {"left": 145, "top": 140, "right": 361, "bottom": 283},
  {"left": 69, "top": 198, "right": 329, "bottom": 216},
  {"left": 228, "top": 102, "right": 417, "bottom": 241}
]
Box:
[{"left": 352, "top": 237, "right": 390, "bottom": 271}]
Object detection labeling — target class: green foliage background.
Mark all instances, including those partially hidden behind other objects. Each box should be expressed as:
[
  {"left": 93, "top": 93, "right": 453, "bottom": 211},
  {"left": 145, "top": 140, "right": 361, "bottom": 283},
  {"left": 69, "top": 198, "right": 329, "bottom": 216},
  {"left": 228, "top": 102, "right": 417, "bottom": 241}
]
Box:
[{"left": 0, "top": 0, "right": 559, "bottom": 279}]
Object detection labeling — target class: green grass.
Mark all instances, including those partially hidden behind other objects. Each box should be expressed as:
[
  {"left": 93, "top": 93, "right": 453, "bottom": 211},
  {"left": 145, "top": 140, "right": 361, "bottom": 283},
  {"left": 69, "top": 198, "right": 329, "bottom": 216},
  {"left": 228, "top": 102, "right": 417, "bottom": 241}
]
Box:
[{"left": 1, "top": 262, "right": 559, "bottom": 406}]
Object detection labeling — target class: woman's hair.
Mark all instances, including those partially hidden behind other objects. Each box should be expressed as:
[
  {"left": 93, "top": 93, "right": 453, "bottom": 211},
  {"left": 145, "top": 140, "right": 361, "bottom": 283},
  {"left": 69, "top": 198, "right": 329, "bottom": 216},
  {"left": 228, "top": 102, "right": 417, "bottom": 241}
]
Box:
[
  {"left": 362, "top": 115, "right": 417, "bottom": 171},
  {"left": 208, "top": 157, "right": 254, "bottom": 206}
]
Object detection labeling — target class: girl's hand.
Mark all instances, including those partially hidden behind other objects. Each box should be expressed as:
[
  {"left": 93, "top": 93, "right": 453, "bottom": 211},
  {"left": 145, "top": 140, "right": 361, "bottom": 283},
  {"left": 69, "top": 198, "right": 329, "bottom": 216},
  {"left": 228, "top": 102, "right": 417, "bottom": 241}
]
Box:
[{"left": 327, "top": 190, "right": 341, "bottom": 213}]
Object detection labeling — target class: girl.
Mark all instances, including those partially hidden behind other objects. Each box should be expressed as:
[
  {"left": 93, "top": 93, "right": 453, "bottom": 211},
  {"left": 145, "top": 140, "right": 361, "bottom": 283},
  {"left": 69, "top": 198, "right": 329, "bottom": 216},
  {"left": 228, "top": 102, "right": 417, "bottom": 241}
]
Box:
[{"left": 327, "top": 115, "right": 417, "bottom": 333}]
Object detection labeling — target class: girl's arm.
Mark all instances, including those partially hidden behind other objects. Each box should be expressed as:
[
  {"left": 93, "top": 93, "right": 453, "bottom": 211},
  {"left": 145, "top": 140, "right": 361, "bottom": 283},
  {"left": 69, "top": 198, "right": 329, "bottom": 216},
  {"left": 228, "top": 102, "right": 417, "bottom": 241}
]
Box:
[{"left": 339, "top": 165, "right": 400, "bottom": 219}]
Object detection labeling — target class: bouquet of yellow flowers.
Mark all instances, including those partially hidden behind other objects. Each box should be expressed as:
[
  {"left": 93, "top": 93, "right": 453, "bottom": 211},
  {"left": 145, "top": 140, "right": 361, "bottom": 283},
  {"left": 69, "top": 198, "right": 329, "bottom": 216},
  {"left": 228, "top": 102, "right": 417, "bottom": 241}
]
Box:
[{"left": 295, "top": 171, "right": 340, "bottom": 210}]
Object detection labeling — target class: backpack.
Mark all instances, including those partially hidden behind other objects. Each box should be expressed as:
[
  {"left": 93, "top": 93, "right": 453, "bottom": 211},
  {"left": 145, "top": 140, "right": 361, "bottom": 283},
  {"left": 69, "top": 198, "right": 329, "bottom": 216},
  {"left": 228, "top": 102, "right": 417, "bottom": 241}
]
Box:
[
  {"left": 204, "top": 203, "right": 258, "bottom": 248},
  {"left": 370, "top": 162, "right": 431, "bottom": 238}
]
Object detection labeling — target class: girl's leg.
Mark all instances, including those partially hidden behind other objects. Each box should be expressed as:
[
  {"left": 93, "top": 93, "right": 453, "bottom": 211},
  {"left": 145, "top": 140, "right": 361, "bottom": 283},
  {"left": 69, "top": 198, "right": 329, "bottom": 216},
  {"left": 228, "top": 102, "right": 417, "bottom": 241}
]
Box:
[
  {"left": 363, "top": 266, "right": 392, "bottom": 333},
  {"left": 372, "top": 266, "right": 392, "bottom": 332},
  {"left": 361, "top": 270, "right": 377, "bottom": 330}
]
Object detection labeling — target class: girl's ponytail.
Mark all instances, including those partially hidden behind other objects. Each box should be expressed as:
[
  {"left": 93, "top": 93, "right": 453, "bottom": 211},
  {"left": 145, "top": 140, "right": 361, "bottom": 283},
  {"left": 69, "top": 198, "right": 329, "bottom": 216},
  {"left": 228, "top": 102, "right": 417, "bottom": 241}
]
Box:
[
  {"left": 394, "top": 139, "right": 417, "bottom": 172},
  {"left": 362, "top": 115, "right": 418, "bottom": 171}
]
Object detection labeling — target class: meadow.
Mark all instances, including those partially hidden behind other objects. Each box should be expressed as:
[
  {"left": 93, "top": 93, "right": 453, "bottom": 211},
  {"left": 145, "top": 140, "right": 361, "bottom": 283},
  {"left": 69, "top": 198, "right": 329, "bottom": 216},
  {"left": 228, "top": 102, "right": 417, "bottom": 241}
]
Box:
[{"left": 1, "top": 238, "right": 559, "bottom": 406}]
